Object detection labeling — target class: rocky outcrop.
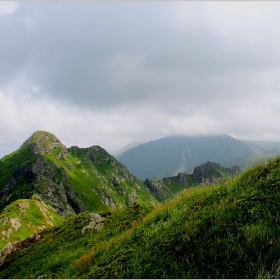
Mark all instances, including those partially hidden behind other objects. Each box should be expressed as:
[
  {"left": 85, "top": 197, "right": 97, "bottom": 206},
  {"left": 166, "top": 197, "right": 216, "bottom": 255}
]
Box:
[
  {"left": 21, "top": 131, "right": 68, "bottom": 159},
  {"left": 126, "top": 190, "right": 138, "bottom": 206},
  {"left": 82, "top": 213, "right": 105, "bottom": 234},
  {"left": 193, "top": 161, "right": 240, "bottom": 184},
  {"left": 227, "top": 165, "right": 241, "bottom": 175},
  {"left": 145, "top": 177, "right": 170, "bottom": 201},
  {"left": 0, "top": 153, "right": 86, "bottom": 217},
  {"left": 177, "top": 172, "right": 188, "bottom": 186},
  {"left": 0, "top": 242, "right": 18, "bottom": 266}
]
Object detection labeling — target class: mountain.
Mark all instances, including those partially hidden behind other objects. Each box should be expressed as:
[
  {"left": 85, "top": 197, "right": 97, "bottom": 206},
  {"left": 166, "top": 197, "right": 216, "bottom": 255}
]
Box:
[
  {"left": 238, "top": 139, "right": 280, "bottom": 155},
  {"left": 145, "top": 161, "right": 240, "bottom": 201},
  {"left": 114, "top": 141, "right": 143, "bottom": 158},
  {"left": 236, "top": 139, "right": 280, "bottom": 169},
  {"left": 117, "top": 134, "right": 252, "bottom": 180},
  {"left": 2, "top": 156, "right": 280, "bottom": 278},
  {"left": 0, "top": 131, "right": 158, "bottom": 249}
]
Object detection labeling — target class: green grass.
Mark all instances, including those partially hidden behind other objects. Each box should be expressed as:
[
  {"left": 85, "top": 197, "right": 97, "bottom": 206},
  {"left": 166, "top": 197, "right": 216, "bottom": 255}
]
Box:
[
  {"left": 0, "top": 197, "right": 64, "bottom": 249},
  {"left": 0, "top": 204, "right": 151, "bottom": 279},
  {"left": 2, "top": 156, "right": 280, "bottom": 278}
]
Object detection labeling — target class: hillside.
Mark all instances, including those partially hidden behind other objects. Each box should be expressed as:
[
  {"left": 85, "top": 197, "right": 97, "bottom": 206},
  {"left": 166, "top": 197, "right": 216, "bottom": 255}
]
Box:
[
  {"left": 1, "top": 156, "right": 280, "bottom": 278},
  {"left": 145, "top": 161, "right": 240, "bottom": 201},
  {"left": 0, "top": 195, "right": 64, "bottom": 250},
  {"left": 0, "top": 131, "right": 158, "bottom": 249},
  {"left": 117, "top": 134, "right": 252, "bottom": 180}
]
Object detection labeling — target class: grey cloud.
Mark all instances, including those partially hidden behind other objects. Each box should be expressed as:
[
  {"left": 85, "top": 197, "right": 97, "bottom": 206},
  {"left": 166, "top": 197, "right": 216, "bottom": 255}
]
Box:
[
  {"left": 3, "top": 1, "right": 280, "bottom": 112},
  {"left": 2, "top": 1, "right": 280, "bottom": 159}
]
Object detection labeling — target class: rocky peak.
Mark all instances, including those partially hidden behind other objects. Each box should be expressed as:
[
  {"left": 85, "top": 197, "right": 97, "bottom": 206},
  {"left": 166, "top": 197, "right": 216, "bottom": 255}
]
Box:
[
  {"left": 20, "top": 131, "right": 68, "bottom": 158},
  {"left": 193, "top": 161, "right": 223, "bottom": 183}
]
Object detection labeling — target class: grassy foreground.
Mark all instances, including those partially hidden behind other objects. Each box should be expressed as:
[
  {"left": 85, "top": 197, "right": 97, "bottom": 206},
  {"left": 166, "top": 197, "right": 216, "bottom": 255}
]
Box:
[{"left": 2, "top": 156, "right": 280, "bottom": 278}]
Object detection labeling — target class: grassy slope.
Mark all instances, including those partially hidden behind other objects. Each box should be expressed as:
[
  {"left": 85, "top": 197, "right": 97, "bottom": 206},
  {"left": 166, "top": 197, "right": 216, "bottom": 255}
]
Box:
[
  {"left": 2, "top": 156, "right": 280, "bottom": 278},
  {"left": 0, "top": 196, "right": 64, "bottom": 249},
  {"left": 62, "top": 146, "right": 156, "bottom": 209},
  {"left": 0, "top": 204, "right": 152, "bottom": 279},
  {"left": 0, "top": 147, "right": 37, "bottom": 211}
]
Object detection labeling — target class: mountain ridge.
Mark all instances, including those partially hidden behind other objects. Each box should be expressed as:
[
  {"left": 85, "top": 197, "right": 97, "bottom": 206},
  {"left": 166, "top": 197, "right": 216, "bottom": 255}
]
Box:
[
  {"left": 117, "top": 134, "right": 252, "bottom": 180},
  {"left": 0, "top": 131, "right": 159, "bottom": 249}
]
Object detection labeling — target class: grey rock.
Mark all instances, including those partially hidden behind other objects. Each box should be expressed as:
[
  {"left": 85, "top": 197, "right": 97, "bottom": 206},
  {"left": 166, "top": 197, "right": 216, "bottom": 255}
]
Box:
[
  {"left": 193, "top": 161, "right": 222, "bottom": 183},
  {"left": 177, "top": 172, "right": 188, "bottom": 186},
  {"left": 82, "top": 213, "right": 105, "bottom": 234},
  {"left": 145, "top": 178, "right": 164, "bottom": 198},
  {"left": 112, "top": 176, "right": 120, "bottom": 187},
  {"left": 126, "top": 190, "right": 138, "bottom": 206},
  {"left": 0, "top": 242, "right": 17, "bottom": 266}
]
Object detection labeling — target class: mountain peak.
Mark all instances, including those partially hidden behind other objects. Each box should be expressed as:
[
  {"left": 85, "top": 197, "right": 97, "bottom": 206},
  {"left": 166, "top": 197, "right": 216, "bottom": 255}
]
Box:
[{"left": 20, "top": 131, "right": 66, "bottom": 155}]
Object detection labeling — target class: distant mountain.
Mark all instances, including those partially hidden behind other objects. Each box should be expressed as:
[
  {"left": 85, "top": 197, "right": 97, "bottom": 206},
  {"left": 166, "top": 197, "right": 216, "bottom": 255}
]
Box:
[
  {"left": 0, "top": 131, "right": 157, "bottom": 249},
  {"left": 114, "top": 141, "right": 143, "bottom": 158},
  {"left": 117, "top": 134, "right": 252, "bottom": 180},
  {"left": 236, "top": 139, "right": 280, "bottom": 169},
  {"left": 238, "top": 139, "right": 280, "bottom": 155}
]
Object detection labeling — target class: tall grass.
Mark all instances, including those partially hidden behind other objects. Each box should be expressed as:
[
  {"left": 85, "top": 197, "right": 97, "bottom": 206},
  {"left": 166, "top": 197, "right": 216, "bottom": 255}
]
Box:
[{"left": 2, "top": 157, "right": 280, "bottom": 278}]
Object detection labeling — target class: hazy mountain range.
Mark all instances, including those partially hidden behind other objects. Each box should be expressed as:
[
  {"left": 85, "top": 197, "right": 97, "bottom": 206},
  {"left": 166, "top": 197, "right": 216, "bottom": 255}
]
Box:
[{"left": 116, "top": 134, "right": 280, "bottom": 180}]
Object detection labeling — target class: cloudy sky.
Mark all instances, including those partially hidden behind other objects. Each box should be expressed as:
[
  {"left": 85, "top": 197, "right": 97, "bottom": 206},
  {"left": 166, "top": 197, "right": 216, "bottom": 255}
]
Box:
[{"left": 1, "top": 1, "right": 280, "bottom": 158}]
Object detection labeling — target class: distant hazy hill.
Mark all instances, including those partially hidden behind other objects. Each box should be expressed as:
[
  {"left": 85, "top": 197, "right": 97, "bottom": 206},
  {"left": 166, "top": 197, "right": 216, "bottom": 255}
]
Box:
[
  {"left": 117, "top": 135, "right": 252, "bottom": 180},
  {"left": 114, "top": 141, "right": 143, "bottom": 158},
  {"left": 236, "top": 139, "right": 280, "bottom": 169}
]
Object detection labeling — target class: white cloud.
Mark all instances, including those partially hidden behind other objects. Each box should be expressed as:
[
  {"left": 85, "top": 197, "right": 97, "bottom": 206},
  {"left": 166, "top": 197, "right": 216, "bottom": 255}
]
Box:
[{"left": 0, "top": 2, "right": 18, "bottom": 17}]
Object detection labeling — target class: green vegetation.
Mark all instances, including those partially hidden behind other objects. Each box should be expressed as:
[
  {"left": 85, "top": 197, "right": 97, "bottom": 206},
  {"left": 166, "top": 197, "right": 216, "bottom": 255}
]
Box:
[
  {"left": 2, "top": 156, "right": 280, "bottom": 278},
  {"left": 0, "top": 204, "right": 151, "bottom": 279},
  {"left": 162, "top": 174, "right": 196, "bottom": 193},
  {"left": 0, "top": 196, "right": 64, "bottom": 249},
  {"left": 0, "top": 131, "right": 157, "bottom": 218}
]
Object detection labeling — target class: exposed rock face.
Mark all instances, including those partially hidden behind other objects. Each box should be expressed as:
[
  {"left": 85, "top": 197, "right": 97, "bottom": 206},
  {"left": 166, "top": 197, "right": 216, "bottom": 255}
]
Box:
[
  {"left": 21, "top": 131, "right": 68, "bottom": 159},
  {"left": 82, "top": 213, "right": 105, "bottom": 234},
  {"left": 126, "top": 190, "right": 138, "bottom": 206},
  {"left": 112, "top": 176, "right": 120, "bottom": 187},
  {"left": 193, "top": 161, "right": 222, "bottom": 183},
  {"left": 193, "top": 161, "right": 240, "bottom": 184},
  {"left": 145, "top": 178, "right": 164, "bottom": 198},
  {"left": 0, "top": 153, "right": 84, "bottom": 217},
  {"left": 228, "top": 165, "right": 241, "bottom": 175},
  {"left": 9, "top": 218, "right": 21, "bottom": 231},
  {"left": 0, "top": 242, "right": 17, "bottom": 266},
  {"left": 177, "top": 172, "right": 188, "bottom": 186}
]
